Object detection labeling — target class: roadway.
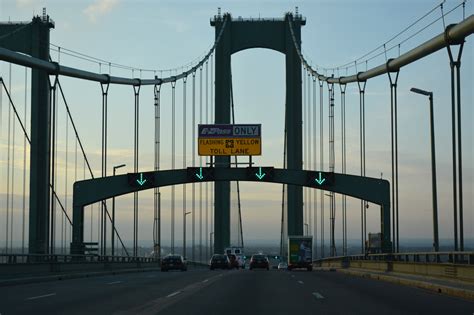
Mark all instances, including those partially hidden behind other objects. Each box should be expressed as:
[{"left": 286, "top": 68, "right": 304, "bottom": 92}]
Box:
[{"left": 0, "top": 268, "right": 471, "bottom": 314}]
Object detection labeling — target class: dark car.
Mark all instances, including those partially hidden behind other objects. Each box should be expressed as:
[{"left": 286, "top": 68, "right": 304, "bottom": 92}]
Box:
[
  {"left": 210, "top": 254, "right": 230, "bottom": 270},
  {"left": 249, "top": 254, "right": 270, "bottom": 270},
  {"left": 161, "top": 255, "right": 187, "bottom": 272},
  {"left": 227, "top": 254, "right": 239, "bottom": 269}
]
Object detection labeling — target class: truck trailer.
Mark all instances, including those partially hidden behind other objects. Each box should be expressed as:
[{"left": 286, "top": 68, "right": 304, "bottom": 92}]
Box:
[{"left": 287, "top": 236, "right": 313, "bottom": 271}]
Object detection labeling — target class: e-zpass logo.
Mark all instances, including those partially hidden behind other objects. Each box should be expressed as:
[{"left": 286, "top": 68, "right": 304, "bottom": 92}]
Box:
[{"left": 201, "top": 127, "right": 231, "bottom": 135}]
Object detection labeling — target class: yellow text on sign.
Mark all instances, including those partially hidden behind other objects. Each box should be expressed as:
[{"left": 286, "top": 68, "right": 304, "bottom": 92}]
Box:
[{"left": 198, "top": 138, "right": 261, "bottom": 156}]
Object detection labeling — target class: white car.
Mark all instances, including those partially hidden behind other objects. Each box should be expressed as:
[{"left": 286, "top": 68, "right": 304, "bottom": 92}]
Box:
[{"left": 277, "top": 262, "right": 288, "bottom": 270}]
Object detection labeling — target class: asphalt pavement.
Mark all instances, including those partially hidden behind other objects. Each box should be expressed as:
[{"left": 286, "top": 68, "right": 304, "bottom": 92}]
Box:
[{"left": 0, "top": 268, "right": 472, "bottom": 314}]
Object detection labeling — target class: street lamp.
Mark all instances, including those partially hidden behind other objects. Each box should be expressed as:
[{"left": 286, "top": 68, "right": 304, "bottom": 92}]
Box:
[
  {"left": 183, "top": 211, "right": 191, "bottom": 258},
  {"left": 112, "top": 164, "right": 126, "bottom": 256},
  {"left": 410, "top": 88, "right": 439, "bottom": 252}
]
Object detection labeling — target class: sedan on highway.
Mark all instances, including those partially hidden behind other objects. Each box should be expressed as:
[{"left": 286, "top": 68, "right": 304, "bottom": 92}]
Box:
[
  {"left": 161, "top": 255, "right": 187, "bottom": 272},
  {"left": 210, "top": 254, "right": 230, "bottom": 270},
  {"left": 249, "top": 254, "right": 270, "bottom": 270},
  {"left": 277, "top": 262, "right": 288, "bottom": 270}
]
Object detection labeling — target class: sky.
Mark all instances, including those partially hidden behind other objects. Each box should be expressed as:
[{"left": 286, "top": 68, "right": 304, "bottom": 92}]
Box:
[{"left": 0, "top": 0, "right": 472, "bottom": 253}]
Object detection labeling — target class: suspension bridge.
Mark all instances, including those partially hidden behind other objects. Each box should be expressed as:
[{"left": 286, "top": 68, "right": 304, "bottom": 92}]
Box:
[{"left": 0, "top": 3, "right": 473, "bottom": 313}]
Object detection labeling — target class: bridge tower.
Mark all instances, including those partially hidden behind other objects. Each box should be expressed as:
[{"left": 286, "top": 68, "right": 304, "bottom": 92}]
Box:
[
  {"left": 0, "top": 12, "right": 55, "bottom": 255},
  {"left": 211, "top": 12, "right": 306, "bottom": 253}
]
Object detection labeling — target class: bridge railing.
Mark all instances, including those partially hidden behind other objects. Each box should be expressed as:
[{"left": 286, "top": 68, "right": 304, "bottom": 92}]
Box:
[
  {"left": 314, "top": 251, "right": 474, "bottom": 265},
  {"left": 0, "top": 253, "right": 159, "bottom": 264}
]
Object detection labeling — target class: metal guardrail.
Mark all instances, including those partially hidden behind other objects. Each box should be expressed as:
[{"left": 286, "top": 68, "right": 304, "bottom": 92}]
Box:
[
  {"left": 0, "top": 254, "right": 158, "bottom": 264},
  {"left": 314, "top": 251, "right": 474, "bottom": 265}
]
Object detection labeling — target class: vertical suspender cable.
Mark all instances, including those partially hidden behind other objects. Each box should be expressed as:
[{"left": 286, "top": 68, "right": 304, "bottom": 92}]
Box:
[
  {"left": 301, "top": 65, "right": 308, "bottom": 235},
  {"left": 328, "top": 81, "right": 335, "bottom": 256},
  {"left": 210, "top": 54, "right": 214, "bottom": 254},
  {"left": 22, "top": 67, "right": 28, "bottom": 254},
  {"left": 75, "top": 138, "right": 78, "bottom": 247},
  {"left": 182, "top": 77, "right": 187, "bottom": 258},
  {"left": 49, "top": 75, "right": 59, "bottom": 254},
  {"left": 319, "top": 79, "right": 324, "bottom": 258},
  {"left": 5, "top": 65, "right": 12, "bottom": 254},
  {"left": 387, "top": 65, "right": 399, "bottom": 253},
  {"left": 357, "top": 79, "right": 367, "bottom": 253},
  {"left": 153, "top": 83, "right": 161, "bottom": 259},
  {"left": 191, "top": 71, "right": 196, "bottom": 261},
  {"left": 312, "top": 76, "right": 318, "bottom": 258},
  {"left": 280, "top": 102, "right": 287, "bottom": 257},
  {"left": 446, "top": 38, "right": 465, "bottom": 251},
  {"left": 171, "top": 80, "right": 176, "bottom": 254},
  {"left": 133, "top": 83, "right": 141, "bottom": 257},
  {"left": 63, "top": 87, "right": 69, "bottom": 254},
  {"left": 205, "top": 61, "right": 210, "bottom": 256},
  {"left": 229, "top": 67, "right": 243, "bottom": 249},
  {"left": 199, "top": 66, "right": 203, "bottom": 262},
  {"left": 340, "top": 83, "right": 347, "bottom": 256},
  {"left": 11, "top": 67, "right": 16, "bottom": 253},
  {"left": 0, "top": 76, "right": 3, "bottom": 253},
  {"left": 101, "top": 82, "right": 109, "bottom": 256},
  {"left": 307, "top": 72, "right": 312, "bottom": 236}
]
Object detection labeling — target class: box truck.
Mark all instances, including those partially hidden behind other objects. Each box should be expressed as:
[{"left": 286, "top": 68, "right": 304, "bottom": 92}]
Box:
[{"left": 288, "top": 236, "right": 313, "bottom": 271}]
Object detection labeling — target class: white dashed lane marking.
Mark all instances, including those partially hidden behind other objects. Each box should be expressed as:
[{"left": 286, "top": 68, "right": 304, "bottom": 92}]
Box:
[
  {"left": 25, "top": 293, "right": 56, "bottom": 301},
  {"left": 166, "top": 291, "right": 181, "bottom": 298},
  {"left": 312, "top": 292, "right": 325, "bottom": 299},
  {"left": 107, "top": 281, "right": 122, "bottom": 285},
  {"left": 298, "top": 280, "right": 304, "bottom": 284}
]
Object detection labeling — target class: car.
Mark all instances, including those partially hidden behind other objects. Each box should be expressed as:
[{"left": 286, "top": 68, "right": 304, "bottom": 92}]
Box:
[
  {"left": 210, "top": 254, "right": 230, "bottom": 270},
  {"left": 277, "top": 262, "right": 288, "bottom": 270},
  {"left": 227, "top": 253, "right": 239, "bottom": 269},
  {"left": 161, "top": 255, "right": 187, "bottom": 272},
  {"left": 249, "top": 254, "right": 270, "bottom": 270}
]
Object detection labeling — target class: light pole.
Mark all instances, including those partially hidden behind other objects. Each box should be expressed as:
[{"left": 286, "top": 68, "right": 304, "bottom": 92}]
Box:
[
  {"left": 112, "top": 164, "right": 126, "bottom": 256},
  {"left": 210, "top": 232, "right": 214, "bottom": 256},
  {"left": 325, "top": 193, "right": 335, "bottom": 256},
  {"left": 183, "top": 211, "right": 191, "bottom": 258},
  {"left": 410, "top": 88, "right": 439, "bottom": 252}
]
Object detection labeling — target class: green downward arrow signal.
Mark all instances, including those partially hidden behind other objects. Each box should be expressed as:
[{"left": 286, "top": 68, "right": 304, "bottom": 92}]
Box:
[
  {"left": 255, "top": 167, "right": 266, "bottom": 180},
  {"left": 314, "top": 172, "right": 326, "bottom": 185},
  {"left": 136, "top": 173, "right": 147, "bottom": 186},
  {"left": 195, "top": 167, "right": 204, "bottom": 180}
]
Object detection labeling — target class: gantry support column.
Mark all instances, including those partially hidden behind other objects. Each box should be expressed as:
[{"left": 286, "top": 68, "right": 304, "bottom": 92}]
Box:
[{"left": 213, "top": 14, "right": 232, "bottom": 254}]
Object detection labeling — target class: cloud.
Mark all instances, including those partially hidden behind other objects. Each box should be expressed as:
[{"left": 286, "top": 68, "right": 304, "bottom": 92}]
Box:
[
  {"left": 83, "top": 0, "right": 119, "bottom": 23},
  {"left": 16, "top": 0, "right": 38, "bottom": 9}
]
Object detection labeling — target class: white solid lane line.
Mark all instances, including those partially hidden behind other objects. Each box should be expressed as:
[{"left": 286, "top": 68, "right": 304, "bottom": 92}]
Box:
[
  {"left": 107, "top": 281, "right": 123, "bottom": 285},
  {"left": 25, "top": 293, "right": 56, "bottom": 301},
  {"left": 312, "top": 292, "right": 325, "bottom": 299},
  {"left": 166, "top": 291, "right": 182, "bottom": 298},
  {"left": 298, "top": 280, "right": 304, "bottom": 284}
]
